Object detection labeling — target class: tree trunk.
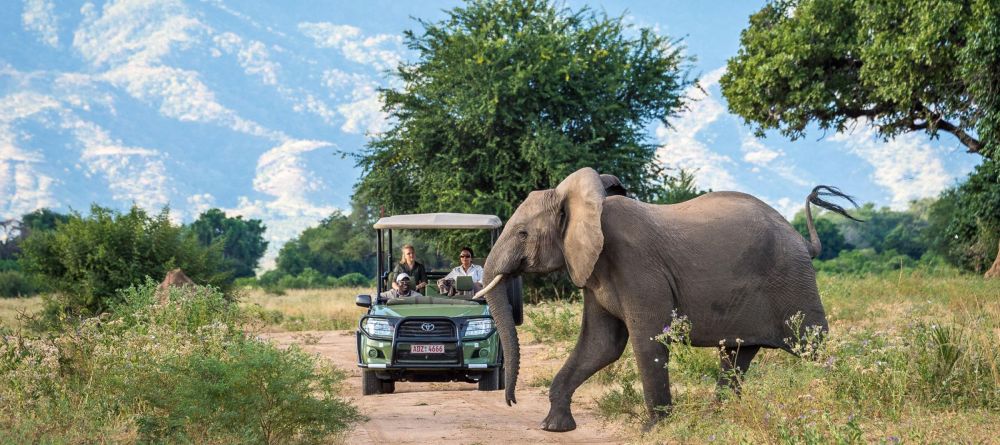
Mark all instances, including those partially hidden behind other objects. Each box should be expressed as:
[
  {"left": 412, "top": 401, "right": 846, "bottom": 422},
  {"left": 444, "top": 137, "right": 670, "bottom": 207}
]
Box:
[{"left": 985, "top": 239, "right": 1000, "bottom": 279}]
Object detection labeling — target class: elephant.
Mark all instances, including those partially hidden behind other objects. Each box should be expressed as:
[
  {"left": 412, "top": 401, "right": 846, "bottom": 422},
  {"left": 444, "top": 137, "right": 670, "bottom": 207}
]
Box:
[{"left": 475, "top": 167, "right": 858, "bottom": 432}]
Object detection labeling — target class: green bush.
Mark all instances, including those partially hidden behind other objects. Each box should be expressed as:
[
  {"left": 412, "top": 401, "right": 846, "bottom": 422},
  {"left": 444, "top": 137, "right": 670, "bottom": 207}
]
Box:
[
  {"left": 20, "top": 205, "right": 231, "bottom": 317},
  {"left": 524, "top": 301, "right": 582, "bottom": 343},
  {"left": 138, "top": 338, "right": 359, "bottom": 444},
  {"left": 0, "top": 282, "right": 360, "bottom": 443},
  {"left": 0, "top": 270, "right": 44, "bottom": 298},
  {"left": 239, "top": 270, "right": 372, "bottom": 292},
  {"left": 812, "top": 249, "right": 959, "bottom": 275},
  {"left": 334, "top": 272, "right": 370, "bottom": 287}
]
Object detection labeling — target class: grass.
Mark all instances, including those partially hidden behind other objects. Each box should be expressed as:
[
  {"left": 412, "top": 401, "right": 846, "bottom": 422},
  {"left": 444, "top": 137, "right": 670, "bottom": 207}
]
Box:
[
  {"left": 520, "top": 270, "right": 1000, "bottom": 444},
  {"left": 0, "top": 295, "right": 42, "bottom": 331},
  {"left": 239, "top": 287, "right": 369, "bottom": 332},
  {"left": 0, "top": 283, "right": 361, "bottom": 444}
]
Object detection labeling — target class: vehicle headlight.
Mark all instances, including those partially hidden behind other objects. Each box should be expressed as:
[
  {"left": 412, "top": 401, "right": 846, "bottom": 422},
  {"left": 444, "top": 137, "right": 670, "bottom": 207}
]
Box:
[
  {"left": 464, "top": 318, "right": 493, "bottom": 337},
  {"left": 364, "top": 318, "right": 394, "bottom": 338}
]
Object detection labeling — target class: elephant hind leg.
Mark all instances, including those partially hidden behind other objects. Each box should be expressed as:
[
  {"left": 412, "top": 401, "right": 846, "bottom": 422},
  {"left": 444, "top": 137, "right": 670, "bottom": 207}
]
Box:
[{"left": 717, "top": 345, "right": 761, "bottom": 397}]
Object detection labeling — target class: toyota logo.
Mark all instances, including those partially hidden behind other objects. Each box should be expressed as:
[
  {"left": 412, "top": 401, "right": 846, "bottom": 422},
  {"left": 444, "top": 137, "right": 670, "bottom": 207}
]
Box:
[{"left": 420, "top": 322, "right": 436, "bottom": 332}]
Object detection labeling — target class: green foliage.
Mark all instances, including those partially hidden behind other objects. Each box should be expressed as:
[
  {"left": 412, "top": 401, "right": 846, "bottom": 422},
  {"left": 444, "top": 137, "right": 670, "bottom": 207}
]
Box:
[
  {"left": 138, "top": 339, "right": 359, "bottom": 444},
  {"left": 812, "top": 249, "right": 957, "bottom": 275},
  {"left": 722, "top": 0, "right": 996, "bottom": 158},
  {"left": 246, "top": 269, "right": 374, "bottom": 293},
  {"left": 647, "top": 169, "right": 710, "bottom": 205},
  {"left": 0, "top": 282, "right": 360, "bottom": 443},
  {"left": 926, "top": 158, "right": 1000, "bottom": 272},
  {"left": 188, "top": 208, "right": 268, "bottom": 279},
  {"left": 354, "top": 0, "right": 691, "bottom": 255},
  {"left": 792, "top": 211, "right": 853, "bottom": 260},
  {"left": 276, "top": 209, "right": 374, "bottom": 278},
  {"left": 524, "top": 300, "right": 581, "bottom": 343},
  {"left": 20, "top": 205, "right": 230, "bottom": 317},
  {"left": 0, "top": 270, "right": 45, "bottom": 298}
]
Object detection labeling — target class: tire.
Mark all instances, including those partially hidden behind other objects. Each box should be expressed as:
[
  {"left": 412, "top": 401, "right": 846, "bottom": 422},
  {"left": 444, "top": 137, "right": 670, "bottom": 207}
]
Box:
[
  {"left": 478, "top": 367, "right": 500, "bottom": 391},
  {"left": 497, "top": 362, "right": 505, "bottom": 390},
  {"left": 506, "top": 275, "right": 524, "bottom": 326},
  {"left": 380, "top": 379, "right": 396, "bottom": 394},
  {"left": 362, "top": 370, "right": 382, "bottom": 395}
]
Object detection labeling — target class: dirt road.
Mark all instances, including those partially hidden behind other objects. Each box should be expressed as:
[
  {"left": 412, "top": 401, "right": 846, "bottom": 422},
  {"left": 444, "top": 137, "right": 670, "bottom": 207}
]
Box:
[{"left": 265, "top": 330, "right": 627, "bottom": 444}]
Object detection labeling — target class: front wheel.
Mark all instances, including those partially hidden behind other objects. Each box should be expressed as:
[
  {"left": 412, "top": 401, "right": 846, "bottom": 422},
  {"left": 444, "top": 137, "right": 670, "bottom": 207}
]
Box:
[
  {"left": 362, "top": 370, "right": 390, "bottom": 395},
  {"left": 478, "top": 367, "right": 500, "bottom": 391}
]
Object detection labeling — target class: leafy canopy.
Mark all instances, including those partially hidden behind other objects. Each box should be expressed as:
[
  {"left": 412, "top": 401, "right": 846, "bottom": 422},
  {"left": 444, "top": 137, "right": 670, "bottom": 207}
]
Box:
[
  {"left": 20, "top": 205, "right": 230, "bottom": 315},
  {"left": 188, "top": 208, "right": 268, "bottom": 279},
  {"left": 926, "top": 159, "right": 1000, "bottom": 272},
  {"left": 722, "top": 0, "right": 999, "bottom": 159},
  {"left": 354, "top": 0, "right": 691, "bottom": 254}
]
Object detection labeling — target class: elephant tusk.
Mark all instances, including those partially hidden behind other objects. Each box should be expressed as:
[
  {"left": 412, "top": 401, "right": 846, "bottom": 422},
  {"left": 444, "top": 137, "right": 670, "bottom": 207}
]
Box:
[{"left": 473, "top": 274, "right": 504, "bottom": 299}]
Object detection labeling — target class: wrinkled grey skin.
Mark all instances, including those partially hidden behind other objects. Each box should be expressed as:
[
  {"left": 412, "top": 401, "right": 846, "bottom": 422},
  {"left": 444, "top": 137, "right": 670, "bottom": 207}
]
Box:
[{"left": 482, "top": 168, "right": 830, "bottom": 432}]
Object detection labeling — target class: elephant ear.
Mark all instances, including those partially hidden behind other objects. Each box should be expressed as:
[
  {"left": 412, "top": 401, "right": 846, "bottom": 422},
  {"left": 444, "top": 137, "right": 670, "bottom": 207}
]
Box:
[
  {"left": 600, "top": 174, "right": 628, "bottom": 197},
  {"left": 556, "top": 168, "right": 606, "bottom": 287}
]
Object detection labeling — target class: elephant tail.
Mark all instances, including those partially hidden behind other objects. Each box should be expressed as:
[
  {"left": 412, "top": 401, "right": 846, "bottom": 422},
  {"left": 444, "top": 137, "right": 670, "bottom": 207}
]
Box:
[{"left": 804, "top": 186, "right": 862, "bottom": 258}]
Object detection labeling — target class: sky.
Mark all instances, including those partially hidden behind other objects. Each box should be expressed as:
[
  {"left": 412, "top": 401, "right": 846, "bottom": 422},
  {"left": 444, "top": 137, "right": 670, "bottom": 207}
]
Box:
[{"left": 0, "top": 0, "right": 981, "bottom": 269}]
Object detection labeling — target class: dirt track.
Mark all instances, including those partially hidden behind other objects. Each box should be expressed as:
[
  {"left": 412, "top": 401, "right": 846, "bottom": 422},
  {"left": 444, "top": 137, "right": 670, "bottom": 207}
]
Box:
[{"left": 264, "top": 330, "right": 627, "bottom": 444}]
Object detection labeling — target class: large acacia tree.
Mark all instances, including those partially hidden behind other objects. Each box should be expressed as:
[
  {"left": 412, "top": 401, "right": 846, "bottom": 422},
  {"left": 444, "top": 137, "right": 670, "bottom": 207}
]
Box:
[
  {"left": 721, "top": 0, "right": 998, "bottom": 159},
  {"left": 354, "top": 0, "right": 691, "bottom": 254}
]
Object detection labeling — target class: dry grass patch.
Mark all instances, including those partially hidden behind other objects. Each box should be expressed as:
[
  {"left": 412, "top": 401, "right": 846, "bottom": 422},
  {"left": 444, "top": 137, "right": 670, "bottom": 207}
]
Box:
[
  {"left": 0, "top": 296, "right": 42, "bottom": 331},
  {"left": 240, "top": 287, "right": 368, "bottom": 332}
]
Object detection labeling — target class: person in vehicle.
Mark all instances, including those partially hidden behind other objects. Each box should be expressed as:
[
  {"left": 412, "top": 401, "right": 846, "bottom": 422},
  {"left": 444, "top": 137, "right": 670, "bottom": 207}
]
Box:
[
  {"left": 379, "top": 273, "right": 423, "bottom": 302},
  {"left": 438, "top": 247, "right": 484, "bottom": 296},
  {"left": 392, "top": 244, "right": 428, "bottom": 291}
]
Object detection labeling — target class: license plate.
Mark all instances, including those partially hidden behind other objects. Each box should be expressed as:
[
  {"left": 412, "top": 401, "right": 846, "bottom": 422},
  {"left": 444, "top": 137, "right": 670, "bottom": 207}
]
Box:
[{"left": 411, "top": 344, "right": 445, "bottom": 354}]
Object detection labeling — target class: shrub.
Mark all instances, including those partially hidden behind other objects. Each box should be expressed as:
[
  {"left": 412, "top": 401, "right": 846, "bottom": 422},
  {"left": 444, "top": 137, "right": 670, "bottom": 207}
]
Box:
[
  {"left": 20, "top": 205, "right": 231, "bottom": 317},
  {"left": 137, "top": 339, "right": 360, "bottom": 444},
  {"left": 0, "top": 270, "right": 44, "bottom": 298},
  {"left": 524, "top": 301, "right": 581, "bottom": 343},
  {"left": 0, "top": 282, "right": 360, "bottom": 443},
  {"left": 335, "top": 272, "right": 371, "bottom": 287}
]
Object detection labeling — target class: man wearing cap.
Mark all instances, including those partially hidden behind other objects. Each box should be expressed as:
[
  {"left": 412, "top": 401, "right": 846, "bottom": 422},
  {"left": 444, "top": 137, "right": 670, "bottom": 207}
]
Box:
[{"left": 379, "top": 273, "right": 423, "bottom": 302}]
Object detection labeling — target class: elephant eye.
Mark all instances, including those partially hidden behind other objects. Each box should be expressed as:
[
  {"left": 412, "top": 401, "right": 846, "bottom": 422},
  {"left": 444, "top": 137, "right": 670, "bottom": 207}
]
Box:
[{"left": 517, "top": 230, "right": 529, "bottom": 240}]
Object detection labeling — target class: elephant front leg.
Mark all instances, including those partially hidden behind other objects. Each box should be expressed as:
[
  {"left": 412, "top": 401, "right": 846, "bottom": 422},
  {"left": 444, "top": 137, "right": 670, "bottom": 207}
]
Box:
[
  {"left": 543, "top": 294, "right": 628, "bottom": 432},
  {"left": 628, "top": 322, "right": 673, "bottom": 430}
]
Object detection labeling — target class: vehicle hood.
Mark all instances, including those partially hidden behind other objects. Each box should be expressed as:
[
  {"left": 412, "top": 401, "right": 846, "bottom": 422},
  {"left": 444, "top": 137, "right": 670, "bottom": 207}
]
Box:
[{"left": 369, "top": 304, "right": 490, "bottom": 318}]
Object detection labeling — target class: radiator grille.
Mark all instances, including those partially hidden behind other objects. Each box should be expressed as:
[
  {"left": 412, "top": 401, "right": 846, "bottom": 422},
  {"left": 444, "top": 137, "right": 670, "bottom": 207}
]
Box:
[{"left": 397, "top": 320, "right": 456, "bottom": 338}]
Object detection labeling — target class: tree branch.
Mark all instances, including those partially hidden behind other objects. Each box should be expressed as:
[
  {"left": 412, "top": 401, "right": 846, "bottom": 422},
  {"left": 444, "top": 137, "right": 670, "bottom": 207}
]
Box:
[{"left": 934, "top": 119, "right": 983, "bottom": 154}]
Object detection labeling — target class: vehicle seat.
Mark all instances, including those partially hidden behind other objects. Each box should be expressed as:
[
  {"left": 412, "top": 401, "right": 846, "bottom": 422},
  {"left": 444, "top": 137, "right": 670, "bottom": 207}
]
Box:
[{"left": 455, "top": 276, "right": 474, "bottom": 293}]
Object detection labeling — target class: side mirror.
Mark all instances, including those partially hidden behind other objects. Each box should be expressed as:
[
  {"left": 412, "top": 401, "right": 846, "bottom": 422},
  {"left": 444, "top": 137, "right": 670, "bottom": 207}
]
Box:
[{"left": 356, "top": 294, "right": 372, "bottom": 308}]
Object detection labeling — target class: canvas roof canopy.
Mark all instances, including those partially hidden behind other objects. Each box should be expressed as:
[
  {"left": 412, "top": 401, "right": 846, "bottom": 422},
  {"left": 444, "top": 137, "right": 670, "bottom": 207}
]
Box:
[{"left": 373, "top": 213, "right": 502, "bottom": 230}]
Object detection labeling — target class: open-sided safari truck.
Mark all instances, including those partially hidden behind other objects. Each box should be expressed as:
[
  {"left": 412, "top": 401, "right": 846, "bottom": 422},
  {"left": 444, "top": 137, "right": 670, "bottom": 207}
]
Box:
[{"left": 354, "top": 213, "right": 523, "bottom": 395}]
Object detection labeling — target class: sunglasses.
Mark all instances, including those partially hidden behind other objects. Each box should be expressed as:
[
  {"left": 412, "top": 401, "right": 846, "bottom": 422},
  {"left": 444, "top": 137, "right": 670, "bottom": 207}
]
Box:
[{"left": 459, "top": 254, "right": 471, "bottom": 258}]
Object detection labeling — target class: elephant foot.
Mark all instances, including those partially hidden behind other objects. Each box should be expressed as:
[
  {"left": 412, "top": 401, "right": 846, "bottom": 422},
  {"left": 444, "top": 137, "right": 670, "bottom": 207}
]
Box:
[{"left": 540, "top": 409, "right": 577, "bottom": 432}]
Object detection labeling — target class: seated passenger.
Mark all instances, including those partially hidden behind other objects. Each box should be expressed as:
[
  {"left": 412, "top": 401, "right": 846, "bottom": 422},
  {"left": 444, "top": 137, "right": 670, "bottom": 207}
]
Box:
[
  {"left": 392, "top": 244, "right": 428, "bottom": 292},
  {"left": 438, "top": 247, "right": 484, "bottom": 296},
  {"left": 380, "top": 273, "right": 423, "bottom": 302}
]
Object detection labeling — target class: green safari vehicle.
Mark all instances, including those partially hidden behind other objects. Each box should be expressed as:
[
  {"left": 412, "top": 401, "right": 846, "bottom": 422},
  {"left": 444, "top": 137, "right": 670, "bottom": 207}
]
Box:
[{"left": 354, "top": 213, "right": 523, "bottom": 395}]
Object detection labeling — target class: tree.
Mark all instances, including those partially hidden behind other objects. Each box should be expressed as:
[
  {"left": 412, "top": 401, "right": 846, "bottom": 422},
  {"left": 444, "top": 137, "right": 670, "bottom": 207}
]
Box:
[
  {"left": 276, "top": 207, "right": 375, "bottom": 278},
  {"left": 21, "top": 205, "right": 230, "bottom": 315},
  {"left": 927, "top": 159, "right": 1000, "bottom": 274},
  {"left": 721, "top": 0, "right": 998, "bottom": 159},
  {"left": 792, "top": 211, "right": 852, "bottom": 260},
  {"left": 188, "top": 209, "right": 268, "bottom": 278},
  {"left": 353, "top": 0, "right": 691, "bottom": 255},
  {"left": 647, "top": 169, "right": 710, "bottom": 205}
]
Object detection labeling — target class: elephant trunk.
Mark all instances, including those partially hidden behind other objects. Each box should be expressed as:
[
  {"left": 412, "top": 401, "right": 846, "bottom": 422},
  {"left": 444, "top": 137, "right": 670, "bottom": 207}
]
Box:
[{"left": 482, "top": 269, "right": 519, "bottom": 406}]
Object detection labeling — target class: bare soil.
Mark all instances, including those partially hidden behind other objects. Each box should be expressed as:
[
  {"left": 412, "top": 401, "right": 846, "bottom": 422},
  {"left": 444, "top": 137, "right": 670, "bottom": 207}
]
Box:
[{"left": 264, "top": 330, "right": 628, "bottom": 444}]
